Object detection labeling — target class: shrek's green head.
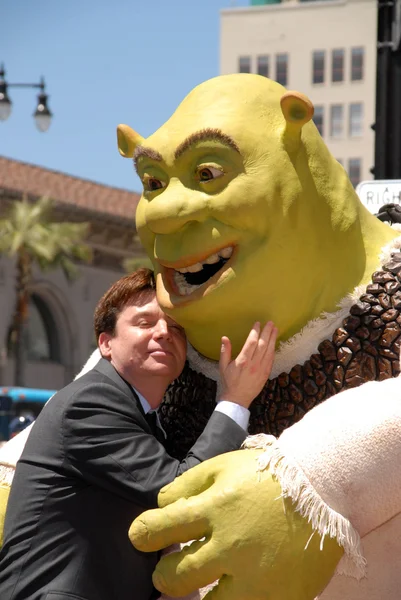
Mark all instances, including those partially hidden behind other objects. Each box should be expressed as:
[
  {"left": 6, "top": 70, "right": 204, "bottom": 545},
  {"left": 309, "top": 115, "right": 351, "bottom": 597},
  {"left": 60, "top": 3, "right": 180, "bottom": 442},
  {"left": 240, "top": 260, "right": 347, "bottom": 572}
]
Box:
[{"left": 117, "top": 74, "right": 396, "bottom": 360}]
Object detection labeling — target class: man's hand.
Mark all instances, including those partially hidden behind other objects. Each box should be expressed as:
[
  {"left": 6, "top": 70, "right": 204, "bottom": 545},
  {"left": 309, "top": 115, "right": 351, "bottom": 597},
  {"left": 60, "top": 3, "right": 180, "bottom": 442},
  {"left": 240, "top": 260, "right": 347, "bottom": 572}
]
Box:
[
  {"left": 129, "top": 450, "right": 343, "bottom": 600},
  {"left": 219, "top": 322, "right": 277, "bottom": 409}
]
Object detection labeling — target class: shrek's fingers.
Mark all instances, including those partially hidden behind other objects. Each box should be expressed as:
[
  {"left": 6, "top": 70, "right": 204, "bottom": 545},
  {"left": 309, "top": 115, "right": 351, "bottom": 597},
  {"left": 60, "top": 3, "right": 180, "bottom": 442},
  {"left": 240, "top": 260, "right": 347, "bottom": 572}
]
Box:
[
  {"left": 158, "top": 454, "right": 227, "bottom": 508},
  {"left": 203, "top": 575, "right": 241, "bottom": 600},
  {"left": 153, "top": 540, "right": 223, "bottom": 597},
  {"left": 129, "top": 496, "right": 209, "bottom": 552}
]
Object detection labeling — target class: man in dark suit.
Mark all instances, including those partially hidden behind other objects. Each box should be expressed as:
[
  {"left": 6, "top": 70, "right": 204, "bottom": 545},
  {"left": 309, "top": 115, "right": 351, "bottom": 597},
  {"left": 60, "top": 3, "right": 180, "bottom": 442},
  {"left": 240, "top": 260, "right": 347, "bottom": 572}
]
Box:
[{"left": 0, "top": 268, "right": 277, "bottom": 600}]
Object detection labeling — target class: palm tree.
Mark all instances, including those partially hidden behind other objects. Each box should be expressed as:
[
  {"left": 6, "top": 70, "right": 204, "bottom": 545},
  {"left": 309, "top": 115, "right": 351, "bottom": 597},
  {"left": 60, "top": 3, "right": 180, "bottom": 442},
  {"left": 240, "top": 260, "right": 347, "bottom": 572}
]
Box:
[{"left": 0, "top": 196, "right": 92, "bottom": 386}]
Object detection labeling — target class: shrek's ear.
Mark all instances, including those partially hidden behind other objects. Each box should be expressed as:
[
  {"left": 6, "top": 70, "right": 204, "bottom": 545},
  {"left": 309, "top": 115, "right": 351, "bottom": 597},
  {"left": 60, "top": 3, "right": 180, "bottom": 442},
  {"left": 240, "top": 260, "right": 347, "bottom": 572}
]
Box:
[
  {"left": 117, "top": 124, "right": 144, "bottom": 158},
  {"left": 280, "top": 92, "right": 314, "bottom": 151}
]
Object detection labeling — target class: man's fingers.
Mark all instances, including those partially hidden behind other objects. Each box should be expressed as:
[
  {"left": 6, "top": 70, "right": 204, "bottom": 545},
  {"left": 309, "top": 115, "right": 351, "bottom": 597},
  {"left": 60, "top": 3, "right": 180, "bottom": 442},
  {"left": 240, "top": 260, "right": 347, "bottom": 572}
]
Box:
[
  {"left": 219, "top": 336, "right": 232, "bottom": 374},
  {"left": 159, "top": 457, "right": 219, "bottom": 508},
  {"left": 235, "top": 322, "right": 260, "bottom": 363},
  {"left": 266, "top": 326, "right": 278, "bottom": 359},
  {"left": 153, "top": 539, "right": 223, "bottom": 597},
  {"left": 253, "top": 321, "right": 273, "bottom": 358},
  {"left": 129, "top": 496, "right": 208, "bottom": 552},
  {"left": 258, "top": 321, "right": 275, "bottom": 349},
  {"left": 259, "top": 323, "right": 278, "bottom": 367}
]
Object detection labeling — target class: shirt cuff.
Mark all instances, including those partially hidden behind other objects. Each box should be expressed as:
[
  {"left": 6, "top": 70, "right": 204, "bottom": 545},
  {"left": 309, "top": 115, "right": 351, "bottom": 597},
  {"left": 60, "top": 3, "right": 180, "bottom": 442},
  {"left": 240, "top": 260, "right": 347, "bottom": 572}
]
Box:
[{"left": 215, "top": 400, "right": 250, "bottom": 432}]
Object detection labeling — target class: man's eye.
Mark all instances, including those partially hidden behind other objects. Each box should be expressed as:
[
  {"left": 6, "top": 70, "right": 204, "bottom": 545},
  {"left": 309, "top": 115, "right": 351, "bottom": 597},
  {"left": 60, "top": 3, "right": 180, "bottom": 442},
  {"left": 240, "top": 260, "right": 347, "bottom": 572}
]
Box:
[
  {"left": 197, "top": 166, "right": 224, "bottom": 182},
  {"left": 143, "top": 176, "right": 166, "bottom": 192}
]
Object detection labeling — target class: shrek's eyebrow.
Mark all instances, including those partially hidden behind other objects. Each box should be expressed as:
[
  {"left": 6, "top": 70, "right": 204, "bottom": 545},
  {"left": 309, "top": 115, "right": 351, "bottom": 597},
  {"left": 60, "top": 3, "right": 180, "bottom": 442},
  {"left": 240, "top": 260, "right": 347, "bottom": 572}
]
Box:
[
  {"left": 133, "top": 146, "right": 163, "bottom": 172},
  {"left": 174, "top": 128, "right": 240, "bottom": 160}
]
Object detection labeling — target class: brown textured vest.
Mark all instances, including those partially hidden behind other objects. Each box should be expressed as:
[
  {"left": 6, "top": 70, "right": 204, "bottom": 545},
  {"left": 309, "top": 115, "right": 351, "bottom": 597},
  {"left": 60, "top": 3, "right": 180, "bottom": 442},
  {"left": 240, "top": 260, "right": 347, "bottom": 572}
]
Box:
[{"left": 160, "top": 251, "right": 401, "bottom": 459}]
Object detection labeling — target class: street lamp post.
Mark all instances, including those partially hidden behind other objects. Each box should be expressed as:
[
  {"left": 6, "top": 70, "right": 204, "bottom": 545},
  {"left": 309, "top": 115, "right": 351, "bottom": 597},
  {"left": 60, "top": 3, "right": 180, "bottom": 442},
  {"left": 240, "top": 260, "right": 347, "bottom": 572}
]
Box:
[{"left": 0, "top": 63, "right": 53, "bottom": 132}]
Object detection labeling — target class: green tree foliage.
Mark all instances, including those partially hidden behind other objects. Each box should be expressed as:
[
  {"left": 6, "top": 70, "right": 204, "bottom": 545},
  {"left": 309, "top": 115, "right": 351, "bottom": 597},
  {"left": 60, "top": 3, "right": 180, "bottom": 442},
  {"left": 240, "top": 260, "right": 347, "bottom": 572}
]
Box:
[
  {"left": 123, "top": 255, "right": 152, "bottom": 273},
  {"left": 0, "top": 196, "right": 92, "bottom": 386}
]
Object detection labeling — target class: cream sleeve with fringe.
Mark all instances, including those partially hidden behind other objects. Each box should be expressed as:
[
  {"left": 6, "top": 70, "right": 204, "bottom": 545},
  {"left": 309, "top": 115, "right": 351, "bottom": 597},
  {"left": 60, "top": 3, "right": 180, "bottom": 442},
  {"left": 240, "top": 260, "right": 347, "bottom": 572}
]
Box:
[{"left": 244, "top": 375, "right": 401, "bottom": 600}]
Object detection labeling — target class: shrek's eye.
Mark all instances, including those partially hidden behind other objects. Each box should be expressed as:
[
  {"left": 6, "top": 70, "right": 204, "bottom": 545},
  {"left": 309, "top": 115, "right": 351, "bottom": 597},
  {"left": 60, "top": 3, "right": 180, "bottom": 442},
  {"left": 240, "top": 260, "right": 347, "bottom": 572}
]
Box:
[
  {"left": 197, "top": 166, "right": 224, "bottom": 182},
  {"left": 143, "top": 175, "right": 167, "bottom": 192}
]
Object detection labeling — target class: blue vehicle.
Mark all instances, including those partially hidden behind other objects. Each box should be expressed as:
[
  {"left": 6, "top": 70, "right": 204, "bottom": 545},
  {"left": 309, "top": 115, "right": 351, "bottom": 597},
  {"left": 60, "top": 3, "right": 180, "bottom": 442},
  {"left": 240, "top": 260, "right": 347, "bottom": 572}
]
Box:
[{"left": 0, "top": 387, "right": 57, "bottom": 441}]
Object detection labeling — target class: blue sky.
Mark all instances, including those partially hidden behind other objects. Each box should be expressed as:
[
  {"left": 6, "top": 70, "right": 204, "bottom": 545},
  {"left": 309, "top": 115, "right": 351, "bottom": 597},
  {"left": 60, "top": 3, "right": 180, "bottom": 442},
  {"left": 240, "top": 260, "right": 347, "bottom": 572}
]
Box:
[{"left": 1, "top": 0, "right": 249, "bottom": 193}]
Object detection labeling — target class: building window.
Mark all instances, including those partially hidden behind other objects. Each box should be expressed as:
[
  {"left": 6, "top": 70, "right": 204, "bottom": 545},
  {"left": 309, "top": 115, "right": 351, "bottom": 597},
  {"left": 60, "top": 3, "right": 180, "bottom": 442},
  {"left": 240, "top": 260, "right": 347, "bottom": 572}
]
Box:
[
  {"left": 332, "top": 49, "right": 344, "bottom": 82},
  {"left": 330, "top": 104, "right": 343, "bottom": 138},
  {"left": 349, "top": 103, "right": 363, "bottom": 137},
  {"left": 351, "top": 47, "right": 364, "bottom": 81},
  {"left": 313, "top": 105, "right": 324, "bottom": 136},
  {"left": 276, "top": 53, "right": 288, "bottom": 86},
  {"left": 239, "top": 56, "right": 251, "bottom": 73},
  {"left": 257, "top": 55, "right": 269, "bottom": 78},
  {"left": 312, "top": 50, "right": 325, "bottom": 84},
  {"left": 348, "top": 158, "right": 362, "bottom": 187}
]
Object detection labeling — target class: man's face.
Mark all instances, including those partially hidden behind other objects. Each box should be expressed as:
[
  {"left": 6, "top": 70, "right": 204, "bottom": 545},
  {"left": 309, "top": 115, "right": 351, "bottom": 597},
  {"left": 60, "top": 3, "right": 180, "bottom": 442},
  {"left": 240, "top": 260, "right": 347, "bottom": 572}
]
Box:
[{"left": 100, "top": 293, "right": 187, "bottom": 387}]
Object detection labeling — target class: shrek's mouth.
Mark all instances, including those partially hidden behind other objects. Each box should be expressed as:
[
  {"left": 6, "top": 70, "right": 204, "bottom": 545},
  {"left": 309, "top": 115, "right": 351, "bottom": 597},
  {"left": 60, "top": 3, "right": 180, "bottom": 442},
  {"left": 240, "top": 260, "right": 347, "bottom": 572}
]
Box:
[{"left": 169, "top": 246, "right": 234, "bottom": 296}]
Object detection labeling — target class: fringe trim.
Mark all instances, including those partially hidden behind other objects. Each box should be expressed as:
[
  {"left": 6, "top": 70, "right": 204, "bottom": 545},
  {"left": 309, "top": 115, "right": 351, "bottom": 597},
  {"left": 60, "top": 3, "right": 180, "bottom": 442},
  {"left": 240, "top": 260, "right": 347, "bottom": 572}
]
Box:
[
  {"left": 242, "top": 434, "right": 367, "bottom": 580},
  {"left": 187, "top": 233, "right": 401, "bottom": 381},
  {"left": 74, "top": 348, "right": 102, "bottom": 380},
  {"left": 0, "top": 464, "right": 15, "bottom": 487},
  {"left": 380, "top": 226, "right": 401, "bottom": 264},
  {"left": 186, "top": 342, "right": 220, "bottom": 383},
  {"left": 269, "top": 289, "right": 364, "bottom": 379},
  {"left": 186, "top": 287, "right": 363, "bottom": 382}
]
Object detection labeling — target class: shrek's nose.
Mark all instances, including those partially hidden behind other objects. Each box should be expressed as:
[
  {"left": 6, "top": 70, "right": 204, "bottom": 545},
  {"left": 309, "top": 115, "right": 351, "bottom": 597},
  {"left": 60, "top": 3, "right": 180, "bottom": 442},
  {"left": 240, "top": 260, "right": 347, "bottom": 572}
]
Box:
[{"left": 144, "top": 181, "right": 209, "bottom": 234}]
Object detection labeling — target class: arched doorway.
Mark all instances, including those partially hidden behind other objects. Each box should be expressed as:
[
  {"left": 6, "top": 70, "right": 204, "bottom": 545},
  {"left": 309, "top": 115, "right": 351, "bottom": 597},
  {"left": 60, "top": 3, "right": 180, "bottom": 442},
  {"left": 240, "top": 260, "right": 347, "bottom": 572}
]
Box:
[
  {"left": 7, "top": 294, "right": 61, "bottom": 364},
  {"left": 25, "top": 294, "right": 61, "bottom": 363},
  {"left": 6, "top": 283, "right": 77, "bottom": 389}
]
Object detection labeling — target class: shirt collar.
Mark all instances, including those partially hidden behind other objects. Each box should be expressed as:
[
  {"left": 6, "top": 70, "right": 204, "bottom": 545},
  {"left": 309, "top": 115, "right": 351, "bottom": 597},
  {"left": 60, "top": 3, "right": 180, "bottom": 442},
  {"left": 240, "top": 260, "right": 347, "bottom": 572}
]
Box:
[{"left": 133, "top": 387, "right": 153, "bottom": 414}]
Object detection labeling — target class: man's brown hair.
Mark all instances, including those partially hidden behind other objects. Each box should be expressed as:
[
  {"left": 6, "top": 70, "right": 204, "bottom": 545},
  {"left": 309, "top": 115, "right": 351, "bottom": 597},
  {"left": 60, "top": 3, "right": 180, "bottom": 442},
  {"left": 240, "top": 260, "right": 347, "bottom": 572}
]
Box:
[{"left": 94, "top": 268, "right": 156, "bottom": 341}]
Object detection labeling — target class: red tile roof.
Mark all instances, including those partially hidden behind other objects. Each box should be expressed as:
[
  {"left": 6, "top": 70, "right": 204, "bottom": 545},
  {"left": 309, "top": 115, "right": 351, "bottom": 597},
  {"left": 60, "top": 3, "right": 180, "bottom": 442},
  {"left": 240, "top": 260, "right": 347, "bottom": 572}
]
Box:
[{"left": 0, "top": 156, "right": 140, "bottom": 221}]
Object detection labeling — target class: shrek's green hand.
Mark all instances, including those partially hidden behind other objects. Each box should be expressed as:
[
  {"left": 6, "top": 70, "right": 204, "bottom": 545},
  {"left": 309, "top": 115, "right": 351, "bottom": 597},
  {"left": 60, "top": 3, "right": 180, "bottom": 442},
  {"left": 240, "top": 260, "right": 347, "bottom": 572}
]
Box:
[{"left": 130, "top": 449, "right": 343, "bottom": 600}]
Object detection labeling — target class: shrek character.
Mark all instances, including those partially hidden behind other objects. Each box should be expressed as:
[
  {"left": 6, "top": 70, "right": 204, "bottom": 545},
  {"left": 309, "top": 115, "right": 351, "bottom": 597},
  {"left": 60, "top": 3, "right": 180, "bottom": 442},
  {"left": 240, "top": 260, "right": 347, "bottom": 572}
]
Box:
[{"left": 116, "top": 74, "right": 401, "bottom": 599}]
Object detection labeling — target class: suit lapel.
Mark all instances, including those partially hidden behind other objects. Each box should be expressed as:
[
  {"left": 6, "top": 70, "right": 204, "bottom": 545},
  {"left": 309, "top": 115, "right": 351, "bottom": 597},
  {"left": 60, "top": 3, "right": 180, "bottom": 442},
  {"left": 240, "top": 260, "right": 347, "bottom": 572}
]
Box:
[{"left": 93, "top": 357, "right": 151, "bottom": 430}]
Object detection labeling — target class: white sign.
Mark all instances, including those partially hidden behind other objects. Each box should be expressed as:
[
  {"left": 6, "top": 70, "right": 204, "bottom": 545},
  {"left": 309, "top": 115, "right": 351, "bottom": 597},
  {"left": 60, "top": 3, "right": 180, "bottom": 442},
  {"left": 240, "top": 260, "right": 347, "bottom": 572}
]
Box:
[{"left": 356, "top": 180, "right": 401, "bottom": 214}]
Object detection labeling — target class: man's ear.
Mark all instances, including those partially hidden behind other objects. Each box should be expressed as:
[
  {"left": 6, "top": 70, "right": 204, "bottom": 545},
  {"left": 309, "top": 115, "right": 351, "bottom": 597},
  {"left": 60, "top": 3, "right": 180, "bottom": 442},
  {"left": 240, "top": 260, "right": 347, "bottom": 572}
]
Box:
[
  {"left": 117, "top": 124, "right": 144, "bottom": 158},
  {"left": 98, "top": 332, "right": 112, "bottom": 359}
]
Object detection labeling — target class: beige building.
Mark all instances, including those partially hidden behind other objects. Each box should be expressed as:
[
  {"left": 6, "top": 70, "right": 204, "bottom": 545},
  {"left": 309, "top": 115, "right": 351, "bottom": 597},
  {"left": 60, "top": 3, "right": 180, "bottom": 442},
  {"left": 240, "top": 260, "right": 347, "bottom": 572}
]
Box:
[
  {"left": 220, "top": 0, "right": 377, "bottom": 186},
  {"left": 0, "top": 156, "right": 145, "bottom": 390}
]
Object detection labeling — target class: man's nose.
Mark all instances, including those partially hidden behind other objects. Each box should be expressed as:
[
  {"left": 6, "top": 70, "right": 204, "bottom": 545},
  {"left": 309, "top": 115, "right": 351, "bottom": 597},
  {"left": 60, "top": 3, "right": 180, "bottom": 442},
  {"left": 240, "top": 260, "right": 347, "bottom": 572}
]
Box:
[
  {"left": 144, "top": 179, "right": 209, "bottom": 235},
  {"left": 153, "top": 319, "right": 170, "bottom": 339}
]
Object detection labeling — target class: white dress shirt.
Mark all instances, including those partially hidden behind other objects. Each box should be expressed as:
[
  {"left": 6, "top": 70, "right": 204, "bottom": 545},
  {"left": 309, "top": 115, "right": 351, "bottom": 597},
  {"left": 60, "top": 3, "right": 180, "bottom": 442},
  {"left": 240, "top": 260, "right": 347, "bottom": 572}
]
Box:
[{"left": 134, "top": 388, "right": 250, "bottom": 433}]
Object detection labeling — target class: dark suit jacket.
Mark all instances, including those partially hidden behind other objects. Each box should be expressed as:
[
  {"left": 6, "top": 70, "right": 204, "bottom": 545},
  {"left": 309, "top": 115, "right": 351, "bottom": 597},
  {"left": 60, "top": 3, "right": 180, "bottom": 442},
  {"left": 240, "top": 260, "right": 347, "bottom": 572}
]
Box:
[{"left": 0, "top": 358, "right": 246, "bottom": 600}]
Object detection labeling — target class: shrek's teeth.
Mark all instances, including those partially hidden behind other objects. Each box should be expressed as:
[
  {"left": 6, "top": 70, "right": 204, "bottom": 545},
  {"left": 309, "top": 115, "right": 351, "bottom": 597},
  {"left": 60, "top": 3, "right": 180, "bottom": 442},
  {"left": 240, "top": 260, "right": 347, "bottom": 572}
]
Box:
[
  {"left": 219, "top": 247, "right": 233, "bottom": 259},
  {"left": 176, "top": 247, "right": 233, "bottom": 274},
  {"left": 187, "top": 263, "right": 203, "bottom": 273},
  {"left": 172, "top": 246, "right": 234, "bottom": 297},
  {"left": 173, "top": 272, "right": 199, "bottom": 296},
  {"left": 204, "top": 253, "right": 220, "bottom": 265}
]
